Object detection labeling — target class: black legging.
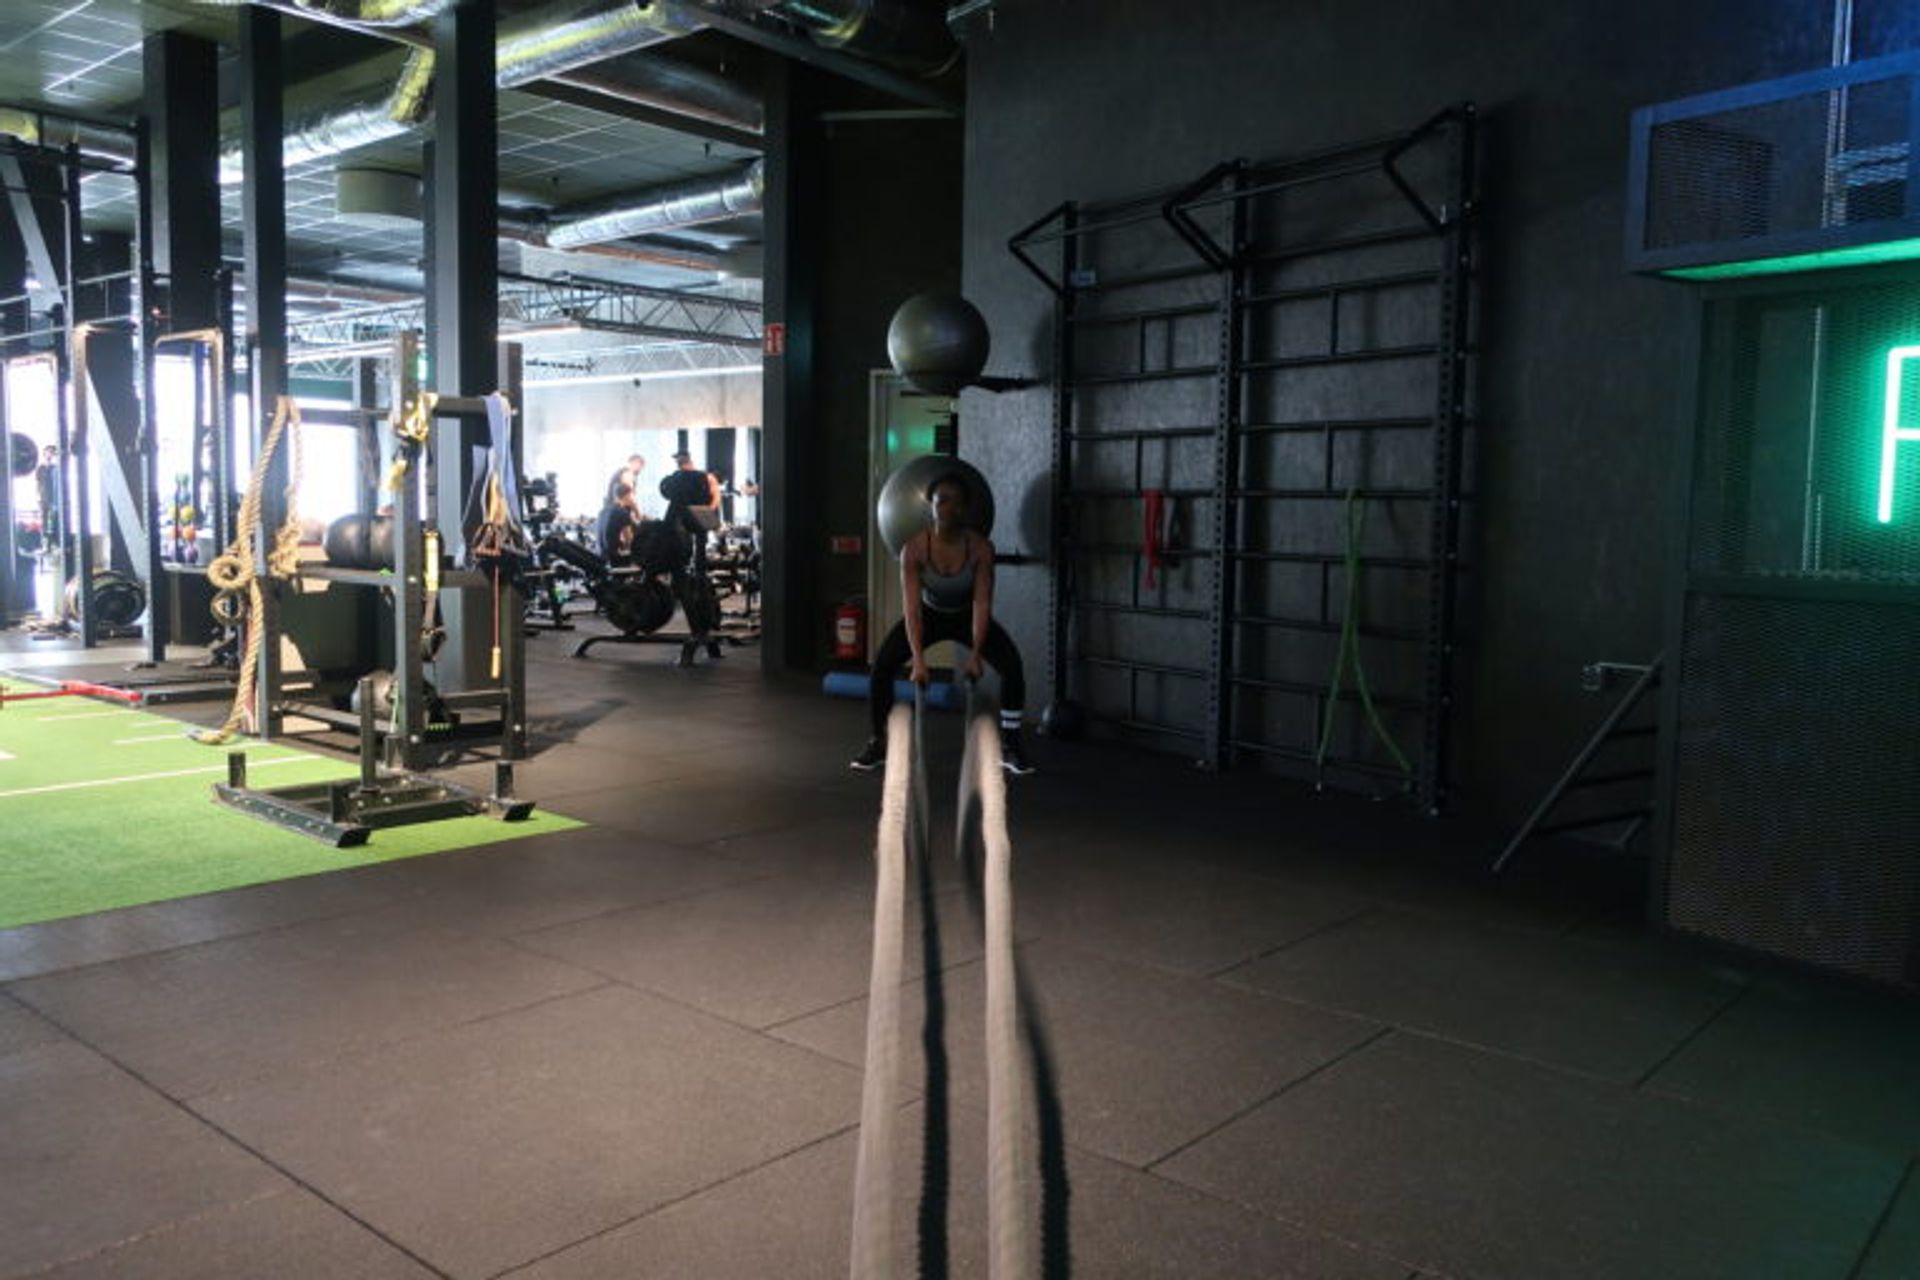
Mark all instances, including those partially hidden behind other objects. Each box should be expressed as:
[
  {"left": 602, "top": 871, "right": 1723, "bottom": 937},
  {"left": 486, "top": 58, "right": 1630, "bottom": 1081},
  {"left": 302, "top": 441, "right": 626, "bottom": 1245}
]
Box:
[{"left": 870, "top": 607, "right": 1026, "bottom": 737}]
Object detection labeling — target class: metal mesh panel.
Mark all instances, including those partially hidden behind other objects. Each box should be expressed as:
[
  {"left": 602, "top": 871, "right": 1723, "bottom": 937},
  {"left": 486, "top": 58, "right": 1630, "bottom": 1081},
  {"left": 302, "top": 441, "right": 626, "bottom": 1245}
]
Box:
[
  {"left": 1668, "top": 593, "right": 1920, "bottom": 989},
  {"left": 1691, "top": 283, "right": 1920, "bottom": 582},
  {"left": 1645, "top": 75, "right": 1910, "bottom": 252}
]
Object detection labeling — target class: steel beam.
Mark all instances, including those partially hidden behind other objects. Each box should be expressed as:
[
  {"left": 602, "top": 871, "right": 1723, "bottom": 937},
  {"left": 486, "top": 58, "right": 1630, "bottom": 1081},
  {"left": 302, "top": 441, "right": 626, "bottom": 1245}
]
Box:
[
  {"left": 143, "top": 31, "right": 222, "bottom": 331},
  {"left": 241, "top": 5, "right": 288, "bottom": 737},
  {"left": 430, "top": 0, "right": 498, "bottom": 694}
]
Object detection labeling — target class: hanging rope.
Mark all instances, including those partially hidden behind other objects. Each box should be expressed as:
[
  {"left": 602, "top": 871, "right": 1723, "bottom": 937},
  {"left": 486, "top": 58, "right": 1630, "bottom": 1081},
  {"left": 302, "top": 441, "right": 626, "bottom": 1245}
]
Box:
[
  {"left": 1314, "top": 487, "right": 1412, "bottom": 779},
  {"left": 195, "top": 397, "right": 304, "bottom": 746}
]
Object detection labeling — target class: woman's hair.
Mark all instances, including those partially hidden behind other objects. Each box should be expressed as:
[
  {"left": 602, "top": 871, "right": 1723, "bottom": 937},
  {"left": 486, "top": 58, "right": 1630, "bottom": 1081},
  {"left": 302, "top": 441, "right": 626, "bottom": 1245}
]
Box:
[{"left": 924, "top": 473, "right": 970, "bottom": 503}]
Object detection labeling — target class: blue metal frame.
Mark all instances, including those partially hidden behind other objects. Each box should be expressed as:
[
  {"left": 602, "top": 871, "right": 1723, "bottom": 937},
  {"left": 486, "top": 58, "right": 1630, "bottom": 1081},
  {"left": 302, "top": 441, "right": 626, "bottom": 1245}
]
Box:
[{"left": 1625, "top": 49, "right": 1920, "bottom": 276}]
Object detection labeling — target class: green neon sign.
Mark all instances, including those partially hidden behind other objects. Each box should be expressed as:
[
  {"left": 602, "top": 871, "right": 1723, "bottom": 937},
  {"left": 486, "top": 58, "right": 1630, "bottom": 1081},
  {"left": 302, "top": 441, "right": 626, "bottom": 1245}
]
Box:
[{"left": 1880, "top": 345, "right": 1920, "bottom": 523}]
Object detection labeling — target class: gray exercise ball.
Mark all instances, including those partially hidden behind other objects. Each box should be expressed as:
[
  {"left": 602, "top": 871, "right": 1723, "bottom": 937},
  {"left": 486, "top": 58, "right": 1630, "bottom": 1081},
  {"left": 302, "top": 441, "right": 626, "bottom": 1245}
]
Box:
[
  {"left": 886, "top": 292, "right": 989, "bottom": 397},
  {"left": 875, "top": 454, "right": 995, "bottom": 558}
]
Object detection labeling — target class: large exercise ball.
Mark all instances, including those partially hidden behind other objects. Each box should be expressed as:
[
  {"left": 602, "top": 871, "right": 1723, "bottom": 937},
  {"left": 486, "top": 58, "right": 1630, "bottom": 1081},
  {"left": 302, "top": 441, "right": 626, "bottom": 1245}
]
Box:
[
  {"left": 10, "top": 432, "right": 36, "bottom": 478},
  {"left": 886, "top": 292, "right": 989, "bottom": 397},
  {"left": 366, "top": 514, "right": 394, "bottom": 570},
  {"left": 324, "top": 512, "right": 372, "bottom": 567},
  {"left": 875, "top": 453, "right": 995, "bottom": 558}
]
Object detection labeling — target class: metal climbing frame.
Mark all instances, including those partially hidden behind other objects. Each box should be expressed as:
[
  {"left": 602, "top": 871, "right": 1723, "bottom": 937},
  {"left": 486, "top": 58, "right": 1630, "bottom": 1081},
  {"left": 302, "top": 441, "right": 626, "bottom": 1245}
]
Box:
[{"left": 1010, "top": 105, "right": 1479, "bottom": 812}]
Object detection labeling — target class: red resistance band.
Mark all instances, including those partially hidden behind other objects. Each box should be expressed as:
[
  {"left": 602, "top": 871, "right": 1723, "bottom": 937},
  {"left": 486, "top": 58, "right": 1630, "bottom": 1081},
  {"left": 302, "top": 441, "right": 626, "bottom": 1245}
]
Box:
[
  {"left": 0, "top": 680, "right": 143, "bottom": 709},
  {"left": 1143, "top": 489, "right": 1171, "bottom": 589}
]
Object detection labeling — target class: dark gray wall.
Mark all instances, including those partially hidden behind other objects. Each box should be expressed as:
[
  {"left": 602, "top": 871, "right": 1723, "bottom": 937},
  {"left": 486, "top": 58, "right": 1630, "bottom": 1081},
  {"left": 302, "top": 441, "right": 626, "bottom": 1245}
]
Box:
[
  {"left": 954, "top": 0, "right": 1904, "bottom": 820},
  {"left": 763, "top": 62, "right": 963, "bottom": 672}
]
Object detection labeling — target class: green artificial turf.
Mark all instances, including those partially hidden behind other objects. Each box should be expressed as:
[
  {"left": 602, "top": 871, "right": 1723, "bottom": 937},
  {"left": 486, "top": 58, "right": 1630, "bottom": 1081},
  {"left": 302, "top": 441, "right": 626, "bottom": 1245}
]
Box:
[{"left": 0, "top": 682, "right": 583, "bottom": 929}]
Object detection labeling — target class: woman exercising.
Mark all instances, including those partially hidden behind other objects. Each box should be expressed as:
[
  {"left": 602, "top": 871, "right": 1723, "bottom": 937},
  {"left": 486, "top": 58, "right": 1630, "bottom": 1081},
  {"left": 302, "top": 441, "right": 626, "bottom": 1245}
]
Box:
[{"left": 851, "top": 473, "right": 1033, "bottom": 775}]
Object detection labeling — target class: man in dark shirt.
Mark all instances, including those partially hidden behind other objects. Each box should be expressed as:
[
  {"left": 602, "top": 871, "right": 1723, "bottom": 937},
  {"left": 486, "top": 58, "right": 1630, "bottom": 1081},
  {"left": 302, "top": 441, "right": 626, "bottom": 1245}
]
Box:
[
  {"left": 658, "top": 450, "right": 721, "bottom": 573},
  {"left": 597, "top": 482, "right": 643, "bottom": 566}
]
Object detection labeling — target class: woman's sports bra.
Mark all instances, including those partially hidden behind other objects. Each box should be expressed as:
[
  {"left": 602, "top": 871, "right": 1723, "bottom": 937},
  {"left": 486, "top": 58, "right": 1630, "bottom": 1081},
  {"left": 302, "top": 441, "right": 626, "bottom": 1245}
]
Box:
[{"left": 919, "top": 530, "right": 978, "bottom": 613}]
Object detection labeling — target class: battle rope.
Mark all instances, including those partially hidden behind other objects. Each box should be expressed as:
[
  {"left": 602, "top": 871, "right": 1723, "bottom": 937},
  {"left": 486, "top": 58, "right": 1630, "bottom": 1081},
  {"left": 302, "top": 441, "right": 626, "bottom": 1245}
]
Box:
[
  {"left": 851, "top": 688, "right": 1037, "bottom": 1280},
  {"left": 1314, "top": 486, "right": 1412, "bottom": 779},
  {"left": 971, "top": 708, "right": 1037, "bottom": 1279},
  {"left": 196, "top": 397, "right": 304, "bottom": 745},
  {"left": 849, "top": 701, "right": 916, "bottom": 1280}
]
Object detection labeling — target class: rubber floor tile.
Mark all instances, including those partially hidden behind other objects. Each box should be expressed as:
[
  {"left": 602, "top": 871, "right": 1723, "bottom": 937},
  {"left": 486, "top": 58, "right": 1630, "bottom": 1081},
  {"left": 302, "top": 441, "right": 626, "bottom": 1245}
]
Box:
[
  {"left": 10, "top": 906, "right": 604, "bottom": 1098},
  {"left": 30, "top": 1185, "right": 438, "bottom": 1280},
  {"left": 0, "top": 1040, "right": 286, "bottom": 1278},
  {"left": 506, "top": 1099, "right": 1414, "bottom": 1280},
  {"left": 1155, "top": 1031, "right": 1902, "bottom": 1280},
  {"left": 189, "top": 984, "right": 862, "bottom": 1280},
  {"left": 1219, "top": 907, "right": 1747, "bottom": 1081}
]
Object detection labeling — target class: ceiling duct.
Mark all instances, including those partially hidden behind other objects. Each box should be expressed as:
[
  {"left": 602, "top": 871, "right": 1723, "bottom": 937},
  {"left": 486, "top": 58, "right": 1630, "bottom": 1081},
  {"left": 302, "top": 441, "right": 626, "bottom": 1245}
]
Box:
[
  {"left": 0, "top": 108, "right": 136, "bottom": 169},
  {"left": 774, "top": 0, "right": 959, "bottom": 76},
  {"left": 552, "top": 51, "right": 764, "bottom": 133},
  {"left": 216, "top": 0, "right": 719, "bottom": 182},
  {"left": 288, "top": 0, "right": 457, "bottom": 25},
  {"left": 545, "top": 158, "right": 763, "bottom": 248}
]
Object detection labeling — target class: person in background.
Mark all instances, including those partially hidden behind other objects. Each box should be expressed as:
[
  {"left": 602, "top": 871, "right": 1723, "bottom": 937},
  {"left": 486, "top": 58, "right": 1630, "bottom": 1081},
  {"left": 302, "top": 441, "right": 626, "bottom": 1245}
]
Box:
[
  {"left": 851, "top": 472, "right": 1033, "bottom": 776},
  {"left": 605, "top": 452, "right": 646, "bottom": 506},
  {"left": 597, "top": 482, "right": 643, "bottom": 566},
  {"left": 659, "top": 450, "right": 722, "bottom": 572},
  {"left": 35, "top": 445, "right": 61, "bottom": 549}
]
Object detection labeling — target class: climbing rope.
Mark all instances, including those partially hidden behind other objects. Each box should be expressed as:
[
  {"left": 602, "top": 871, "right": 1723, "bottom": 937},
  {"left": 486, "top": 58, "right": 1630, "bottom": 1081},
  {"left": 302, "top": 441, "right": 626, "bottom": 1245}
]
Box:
[
  {"left": 1314, "top": 486, "right": 1412, "bottom": 780},
  {"left": 195, "top": 397, "right": 304, "bottom": 745}
]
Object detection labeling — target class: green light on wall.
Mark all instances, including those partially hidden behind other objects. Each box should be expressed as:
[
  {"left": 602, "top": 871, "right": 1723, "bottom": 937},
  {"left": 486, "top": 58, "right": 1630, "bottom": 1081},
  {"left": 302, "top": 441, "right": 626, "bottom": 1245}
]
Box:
[
  {"left": 1880, "top": 345, "right": 1920, "bottom": 524},
  {"left": 1665, "top": 236, "right": 1920, "bottom": 281}
]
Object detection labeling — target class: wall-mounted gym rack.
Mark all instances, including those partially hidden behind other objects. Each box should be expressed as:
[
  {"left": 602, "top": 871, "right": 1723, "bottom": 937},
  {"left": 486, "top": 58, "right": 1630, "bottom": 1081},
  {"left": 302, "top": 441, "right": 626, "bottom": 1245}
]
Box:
[{"left": 1009, "top": 104, "right": 1479, "bottom": 813}]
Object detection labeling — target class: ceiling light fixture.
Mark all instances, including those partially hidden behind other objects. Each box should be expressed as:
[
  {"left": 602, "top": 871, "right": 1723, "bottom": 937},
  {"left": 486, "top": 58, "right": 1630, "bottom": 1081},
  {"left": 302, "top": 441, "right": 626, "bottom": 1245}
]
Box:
[{"left": 521, "top": 363, "right": 762, "bottom": 389}]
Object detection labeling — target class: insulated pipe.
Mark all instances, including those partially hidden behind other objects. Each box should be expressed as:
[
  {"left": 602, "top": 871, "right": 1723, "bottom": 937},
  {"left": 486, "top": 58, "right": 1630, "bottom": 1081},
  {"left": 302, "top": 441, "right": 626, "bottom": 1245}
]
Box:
[
  {"left": 774, "top": 0, "right": 959, "bottom": 77},
  {"left": 545, "top": 159, "right": 764, "bottom": 248},
  {"left": 0, "top": 108, "right": 136, "bottom": 168},
  {"left": 216, "top": 0, "right": 724, "bottom": 183},
  {"left": 185, "top": 0, "right": 455, "bottom": 25},
  {"left": 553, "top": 56, "right": 765, "bottom": 133},
  {"left": 218, "top": 46, "right": 433, "bottom": 182}
]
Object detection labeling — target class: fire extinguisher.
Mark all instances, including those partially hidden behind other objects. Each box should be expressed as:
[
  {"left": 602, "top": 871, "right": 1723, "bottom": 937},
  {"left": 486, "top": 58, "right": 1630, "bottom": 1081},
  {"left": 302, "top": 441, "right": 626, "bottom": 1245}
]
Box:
[{"left": 834, "top": 598, "right": 866, "bottom": 662}]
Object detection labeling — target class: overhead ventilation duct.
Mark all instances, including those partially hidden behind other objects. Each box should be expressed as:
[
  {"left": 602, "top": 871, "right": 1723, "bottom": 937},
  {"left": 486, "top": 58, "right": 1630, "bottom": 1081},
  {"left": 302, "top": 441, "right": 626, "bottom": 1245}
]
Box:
[
  {"left": 215, "top": 0, "right": 720, "bottom": 182},
  {"left": 545, "top": 159, "right": 764, "bottom": 248},
  {"left": 554, "top": 51, "right": 764, "bottom": 133},
  {"left": 219, "top": 44, "right": 433, "bottom": 182},
  {"left": 774, "top": 0, "right": 959, "bottom": 76},
  {"left": 288, "top": 0, "right": 457, "bottom": 24},
  {"left": 336, "top": 167, "right": 423, "bottom": 227},
  {"left": 0, "top": 108, "right": 136, "bottom": 168}
]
